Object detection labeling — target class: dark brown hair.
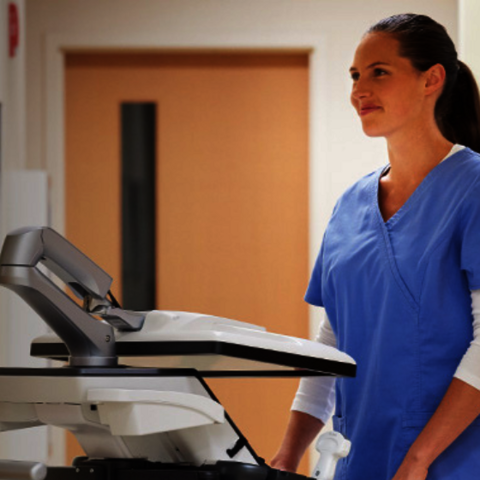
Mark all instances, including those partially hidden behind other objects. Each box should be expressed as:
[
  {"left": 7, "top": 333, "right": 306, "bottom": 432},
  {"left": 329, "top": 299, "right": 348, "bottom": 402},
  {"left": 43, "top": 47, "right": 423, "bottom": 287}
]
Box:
[{"left": 367, "top": 13, "right": 480, "bottom": 152}]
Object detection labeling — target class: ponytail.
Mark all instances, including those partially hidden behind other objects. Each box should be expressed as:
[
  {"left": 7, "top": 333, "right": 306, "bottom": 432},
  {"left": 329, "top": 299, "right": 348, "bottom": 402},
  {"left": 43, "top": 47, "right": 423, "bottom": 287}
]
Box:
[
  {"left": 367, "top": 14, "right": 480, "bottom": 153},
  {"left": 438, "top": 61, "right": 480, "bottom": 153}
]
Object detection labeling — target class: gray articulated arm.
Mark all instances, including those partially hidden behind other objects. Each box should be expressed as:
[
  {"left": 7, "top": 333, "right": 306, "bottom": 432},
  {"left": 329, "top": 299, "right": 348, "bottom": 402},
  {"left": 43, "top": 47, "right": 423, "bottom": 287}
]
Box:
[
  {"left": 1, "top": 227, "right": 113, "bottom": 301},
  {"left": 0, "top": 227, "right": 144, "bottom": 367}
]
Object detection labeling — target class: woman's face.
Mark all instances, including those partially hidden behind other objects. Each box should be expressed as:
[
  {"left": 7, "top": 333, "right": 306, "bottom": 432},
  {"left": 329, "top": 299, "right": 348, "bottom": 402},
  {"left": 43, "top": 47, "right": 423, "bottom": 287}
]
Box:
[{"left": 350, "top": 32, "right": 430, "bottom": 139}]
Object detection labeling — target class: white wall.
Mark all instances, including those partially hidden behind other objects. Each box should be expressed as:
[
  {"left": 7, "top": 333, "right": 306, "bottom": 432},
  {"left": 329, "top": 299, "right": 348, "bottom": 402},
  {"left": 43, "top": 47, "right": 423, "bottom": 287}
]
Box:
[
  {"left": 0, "top": 0, "right": 27, "bottom": 368},
  {"left": 0, "top": 171, "right": 50, "bottom": 463},
  {"left": 459, "top": 0, "right": 480, "bottom": 81},
  {"left": 0, "top": 0, "right": 26, "bottom": 172},
  {"left": 0, "top": 0, "right": 27, "bottom": 245}
]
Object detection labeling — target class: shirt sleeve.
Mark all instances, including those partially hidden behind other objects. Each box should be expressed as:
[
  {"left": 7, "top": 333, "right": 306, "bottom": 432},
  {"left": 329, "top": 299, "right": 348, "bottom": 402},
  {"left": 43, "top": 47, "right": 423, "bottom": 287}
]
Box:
[
  {"left": 461, "top": 180, "right": 480, "bottom": 290},
  {"left": 454, "top": 289, "right": 480, "bottom": 390},
  {"left": 291, "top": 312, "right": 336, "bottom": 423},
  {"left": 304, "top": 236, "right": 326, "bottom": 307}
]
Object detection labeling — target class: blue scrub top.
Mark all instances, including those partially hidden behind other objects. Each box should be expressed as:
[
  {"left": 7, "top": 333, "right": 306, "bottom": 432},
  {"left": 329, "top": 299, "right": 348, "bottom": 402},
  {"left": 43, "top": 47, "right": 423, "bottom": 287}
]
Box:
[{"left": 306, "top": 147, "right": 480, "bottom": 480}]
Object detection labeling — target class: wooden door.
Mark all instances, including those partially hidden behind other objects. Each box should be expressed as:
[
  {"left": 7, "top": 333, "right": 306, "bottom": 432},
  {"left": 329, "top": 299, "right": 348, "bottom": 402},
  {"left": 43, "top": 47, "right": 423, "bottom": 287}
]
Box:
[{"left": 65, "top": 52, "right": 310, "bottom": 473}]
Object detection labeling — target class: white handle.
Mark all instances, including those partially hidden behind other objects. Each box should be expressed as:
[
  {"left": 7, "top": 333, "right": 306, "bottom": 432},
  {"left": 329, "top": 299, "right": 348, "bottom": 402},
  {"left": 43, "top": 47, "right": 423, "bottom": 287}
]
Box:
[{"left": 311, "top": 431, "right": 351, "bottom": 480}]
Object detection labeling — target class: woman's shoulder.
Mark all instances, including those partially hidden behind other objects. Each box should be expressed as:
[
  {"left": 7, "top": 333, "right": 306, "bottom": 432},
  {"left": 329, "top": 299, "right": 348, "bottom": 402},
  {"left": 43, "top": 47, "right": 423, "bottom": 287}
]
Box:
[
  {"left": 456, "top": 150, "right": 480, "bottom": 241},
  {"left": 454, "top": 146, "right": 480, "bottom": 174},
  {"left": 446, "top": 148, "right": 480, "bottom": 217},
  {"left": 451, "top": 147, "right": 480, "bottom": 194}
]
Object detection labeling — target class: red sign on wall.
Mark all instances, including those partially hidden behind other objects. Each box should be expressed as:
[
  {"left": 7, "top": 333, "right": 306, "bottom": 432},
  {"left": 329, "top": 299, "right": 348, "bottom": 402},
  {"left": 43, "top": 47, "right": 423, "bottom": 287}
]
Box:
[{"left": 9, "top": 3, "right": 19, "bottom": 58}]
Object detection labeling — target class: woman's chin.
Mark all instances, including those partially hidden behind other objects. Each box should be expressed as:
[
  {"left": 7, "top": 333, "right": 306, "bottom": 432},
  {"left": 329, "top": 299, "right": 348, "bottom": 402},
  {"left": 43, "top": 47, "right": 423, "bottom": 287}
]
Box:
[
  {"left": 362, "top": 121, "right": 385, "bottom": 137},
  {"left": 361, "top": 126, "right": 385, "bottom": 138}
]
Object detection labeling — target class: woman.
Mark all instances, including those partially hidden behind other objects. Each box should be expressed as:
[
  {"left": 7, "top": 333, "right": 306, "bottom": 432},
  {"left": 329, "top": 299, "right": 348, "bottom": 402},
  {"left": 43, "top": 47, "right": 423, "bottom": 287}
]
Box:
[{"left": 272, "top": 13, "right": 480, "bottom": 480}]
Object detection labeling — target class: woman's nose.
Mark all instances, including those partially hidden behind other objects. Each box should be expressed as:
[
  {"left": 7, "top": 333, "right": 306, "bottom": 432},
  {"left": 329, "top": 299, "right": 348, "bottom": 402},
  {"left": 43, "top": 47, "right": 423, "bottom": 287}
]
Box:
[
  {"left": 351, "top": 83, "right": 371, "bottom": 100},
  {"left": 351, "top": 77, "right": 373, "bottom": 100}
]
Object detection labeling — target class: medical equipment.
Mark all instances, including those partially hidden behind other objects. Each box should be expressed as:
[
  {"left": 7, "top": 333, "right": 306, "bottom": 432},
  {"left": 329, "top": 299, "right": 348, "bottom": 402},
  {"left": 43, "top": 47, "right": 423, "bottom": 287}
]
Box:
[
  {"left": 311, "top": 432, "right": 351, "bottom": 480},
  {"left": 0, "top": 226, "right": 355, "bottom": 480}
]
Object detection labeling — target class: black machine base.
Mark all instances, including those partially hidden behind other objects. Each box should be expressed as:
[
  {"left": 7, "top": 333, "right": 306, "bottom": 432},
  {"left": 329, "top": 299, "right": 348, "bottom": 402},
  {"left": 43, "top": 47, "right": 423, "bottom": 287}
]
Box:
[{"left": 44, "top": 459, "right": 312, "bottom": 480}]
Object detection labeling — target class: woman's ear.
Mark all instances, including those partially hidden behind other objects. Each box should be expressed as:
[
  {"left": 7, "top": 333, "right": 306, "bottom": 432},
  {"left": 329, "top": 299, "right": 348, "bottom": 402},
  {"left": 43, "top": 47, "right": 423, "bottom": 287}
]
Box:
[{"left": 424, "top": 63, "right": 447, "bottom": 97}]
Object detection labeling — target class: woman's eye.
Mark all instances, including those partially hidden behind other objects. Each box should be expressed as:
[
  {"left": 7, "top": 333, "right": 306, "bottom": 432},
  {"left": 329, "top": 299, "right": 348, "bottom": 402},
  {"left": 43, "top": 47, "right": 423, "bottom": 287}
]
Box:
[{"left": 350, "top": 69, "right": 387, "bottom": 81}]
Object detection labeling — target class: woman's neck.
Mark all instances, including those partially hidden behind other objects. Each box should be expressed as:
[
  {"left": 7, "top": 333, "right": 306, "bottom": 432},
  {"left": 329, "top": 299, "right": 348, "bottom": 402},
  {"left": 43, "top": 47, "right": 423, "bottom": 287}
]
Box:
[
  {"left": 385, "top": 126, "right": 454, "bottom": 186},
  {"left": 378, "top": 129, "right": 455, "bottom": 222}
]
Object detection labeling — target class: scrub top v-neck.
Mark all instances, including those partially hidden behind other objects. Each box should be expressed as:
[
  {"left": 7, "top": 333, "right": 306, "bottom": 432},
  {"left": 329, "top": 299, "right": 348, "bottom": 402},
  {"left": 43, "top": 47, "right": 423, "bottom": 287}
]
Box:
[{"left": 305, "top": 147, "right": 480, "bottom": 480}]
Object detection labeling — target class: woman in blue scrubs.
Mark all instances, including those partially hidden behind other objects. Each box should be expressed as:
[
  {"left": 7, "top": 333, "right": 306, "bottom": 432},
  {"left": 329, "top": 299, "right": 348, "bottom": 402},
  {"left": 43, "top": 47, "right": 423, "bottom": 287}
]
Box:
[{"left": 272, "top": 13, "right": 480, "bottom": 480}]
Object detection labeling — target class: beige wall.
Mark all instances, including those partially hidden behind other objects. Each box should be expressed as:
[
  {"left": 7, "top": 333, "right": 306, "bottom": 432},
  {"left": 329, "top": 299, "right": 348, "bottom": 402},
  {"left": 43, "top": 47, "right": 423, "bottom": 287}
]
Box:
[
  {"left": 1, "top": 0, "right": 26, "bottom": 361},
  {"left": 459, "top": 0, "right": 480, "bottom": 81},
  {"left": 0, "top": 0, "right": 26, "bottom": 172}
]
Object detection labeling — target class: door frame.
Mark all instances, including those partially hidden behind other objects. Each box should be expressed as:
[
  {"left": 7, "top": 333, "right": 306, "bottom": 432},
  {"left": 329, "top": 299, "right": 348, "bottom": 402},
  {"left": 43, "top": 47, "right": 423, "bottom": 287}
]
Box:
[{"left": 46, "top": 31, "right": 329, "bottom": 337}]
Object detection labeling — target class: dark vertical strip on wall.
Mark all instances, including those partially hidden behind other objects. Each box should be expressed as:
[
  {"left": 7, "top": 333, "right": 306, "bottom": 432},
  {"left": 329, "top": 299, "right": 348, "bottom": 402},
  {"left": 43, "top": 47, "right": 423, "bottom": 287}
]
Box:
[{"left": 121, "top": 102, "right": 156, "bottom": 310}]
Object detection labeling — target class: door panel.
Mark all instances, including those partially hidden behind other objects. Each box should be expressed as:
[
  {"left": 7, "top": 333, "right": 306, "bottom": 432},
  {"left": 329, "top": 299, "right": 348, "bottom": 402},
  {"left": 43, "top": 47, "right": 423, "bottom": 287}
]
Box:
[{"left": 65, "top": 52, "right": 310, "bottom": 473}]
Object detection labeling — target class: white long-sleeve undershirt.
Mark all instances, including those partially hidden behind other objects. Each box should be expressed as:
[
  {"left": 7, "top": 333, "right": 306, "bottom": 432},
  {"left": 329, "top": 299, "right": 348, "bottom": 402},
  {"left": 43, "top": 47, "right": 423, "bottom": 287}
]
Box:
[
  {"left": 292, "top": 290, "right": 480, "bottom": 423},
  {"left": 291, "top": 311, "right": 337, "bottom": 424},
  {"left": 292, "top": 144, "right": 480, "bottom": 423}
]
